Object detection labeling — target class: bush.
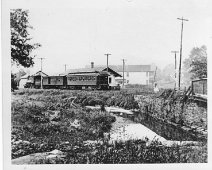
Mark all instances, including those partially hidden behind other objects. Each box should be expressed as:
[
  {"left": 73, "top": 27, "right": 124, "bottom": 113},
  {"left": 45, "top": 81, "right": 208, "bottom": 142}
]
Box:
[{"left": 34, "top": 139, "right": 207, "bottom": 164}]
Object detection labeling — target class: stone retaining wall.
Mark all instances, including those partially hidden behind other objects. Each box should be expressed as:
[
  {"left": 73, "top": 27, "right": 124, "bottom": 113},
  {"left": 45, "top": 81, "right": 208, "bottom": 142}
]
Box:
[{"left": 132, "top": 111, "right": 207, "bottom": 142}]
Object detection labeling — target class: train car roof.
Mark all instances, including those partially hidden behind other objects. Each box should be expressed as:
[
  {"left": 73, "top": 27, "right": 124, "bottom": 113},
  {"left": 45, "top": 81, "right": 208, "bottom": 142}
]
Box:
[
  {"left": 43, "top": 75, "right": 66, "bottom": 78},
  {"left": 68, "top": 72, "right": 101, "bottom": 76},
  {"left": 62, "top": 67, "right": 121, "bottom": 77}
]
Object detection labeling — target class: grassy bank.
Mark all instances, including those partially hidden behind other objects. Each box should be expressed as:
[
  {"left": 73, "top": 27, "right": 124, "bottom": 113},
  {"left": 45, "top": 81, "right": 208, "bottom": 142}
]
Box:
[
  {"left": 11, "top": 89, "right": 207, "bottom": 163},
  {"left": 35, "top": 140, "right": 207, "bottom": 164},
  {"left": 136, "top": 89, "right": 207, "bottom": 131}
]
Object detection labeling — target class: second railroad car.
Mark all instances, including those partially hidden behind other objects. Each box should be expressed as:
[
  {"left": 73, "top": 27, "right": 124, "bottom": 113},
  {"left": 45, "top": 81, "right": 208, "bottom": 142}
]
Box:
[{"left": 43, "top": 76, "right": 67, "bottom": 89}]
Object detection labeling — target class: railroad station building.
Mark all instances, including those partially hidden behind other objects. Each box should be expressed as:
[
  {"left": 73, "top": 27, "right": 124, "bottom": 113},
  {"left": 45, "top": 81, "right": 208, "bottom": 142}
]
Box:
[{"left": 29, "top": 71, "right": 48, "bottom": 88}]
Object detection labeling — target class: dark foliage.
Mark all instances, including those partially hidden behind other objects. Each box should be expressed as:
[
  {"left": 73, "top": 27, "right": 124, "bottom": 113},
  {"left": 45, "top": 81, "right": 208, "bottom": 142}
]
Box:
[
  {"left": 11, "top": 73, "right": 18, "bottom": 91},
  {"left": 10, "top": 9, "right": 41, "bottom": 67}
]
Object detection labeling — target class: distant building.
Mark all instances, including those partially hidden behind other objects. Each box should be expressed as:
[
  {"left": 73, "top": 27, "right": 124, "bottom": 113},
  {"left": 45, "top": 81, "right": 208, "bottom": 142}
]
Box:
[
  {"left": 30, "top": 71, "right": 48, "bottom": 88},
  {"left": 19, "top": 74, "right": 30, "bottom": 88},
  {"left": 85, "top": 64, "right": 156, "bottom": 85}
]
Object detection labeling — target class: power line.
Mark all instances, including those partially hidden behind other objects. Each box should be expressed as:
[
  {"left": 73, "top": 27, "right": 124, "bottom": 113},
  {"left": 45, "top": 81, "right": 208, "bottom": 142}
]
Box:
[
  {"left": 104, "top": 54, "right": 111, "bottom": 72},
  {"left": 171, "top": 51, "right": 179, "bottom": 89},
  {"left": 177, "top": 17, "right": 188, "bottom": 90}
]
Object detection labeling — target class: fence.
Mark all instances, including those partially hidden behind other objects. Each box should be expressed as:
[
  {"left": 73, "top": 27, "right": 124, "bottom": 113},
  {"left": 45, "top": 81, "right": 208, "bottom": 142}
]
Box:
[{"left": 192, "top": 78, "right": 207, "bottom": 95}]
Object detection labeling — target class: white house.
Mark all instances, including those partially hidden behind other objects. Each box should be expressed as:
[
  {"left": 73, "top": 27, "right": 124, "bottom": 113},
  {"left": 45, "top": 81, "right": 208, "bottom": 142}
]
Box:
[
  {"left": 114, "top": 65, "right": 156, "bottom": 85},
  {"left": 87, "top": 64, "right": 156, "bottom": 86},
  {"left": 19, "top": 74, "right": 30, "bottom": 88}
]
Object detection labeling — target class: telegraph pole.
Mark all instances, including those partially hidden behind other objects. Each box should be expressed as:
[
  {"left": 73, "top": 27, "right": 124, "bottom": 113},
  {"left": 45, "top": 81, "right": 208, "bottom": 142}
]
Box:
[
  {"left": 171, "top": 51, "right": 179, "bottom": 89},
  {"left": 153, "top": 66, "right": 157, "bottom": 84},
  {"left": 64, "top": 64, "right": 67, "bottom": 72},
  {"left": 38, "top": 57, "right": 45, "bottom": 89},
  {"left": 177, "top": 17, "right": 188, "bottom": 90},
  {"left": 122, "top": 59, "right": 125, "bottom": 88},
  {"left": 104, "top": 54, "right": 111, "bottom": 72}
]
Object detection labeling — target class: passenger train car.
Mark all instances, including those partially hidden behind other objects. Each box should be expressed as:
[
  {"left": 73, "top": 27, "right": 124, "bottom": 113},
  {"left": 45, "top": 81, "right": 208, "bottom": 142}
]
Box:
[
  {"left": 42, "top": 71, "right": 110, "bottom": 90},
  {"left": 43, "top": 76, "right": 67, "bottom": 89}
]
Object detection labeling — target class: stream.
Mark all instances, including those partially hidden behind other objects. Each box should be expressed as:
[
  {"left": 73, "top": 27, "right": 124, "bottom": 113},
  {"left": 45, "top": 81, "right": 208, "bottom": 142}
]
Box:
[
  {"left": 86, "top": 106, "right": 200, "bottom": 146},
  {"left": 109, "top": 114, "right": 198, "bottom": 146}
]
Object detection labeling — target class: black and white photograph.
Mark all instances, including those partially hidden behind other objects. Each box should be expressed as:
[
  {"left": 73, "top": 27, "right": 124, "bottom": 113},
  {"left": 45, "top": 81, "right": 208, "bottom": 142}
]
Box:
[{"left": 1, "top": 0, "right": 212, "bottom": 169}]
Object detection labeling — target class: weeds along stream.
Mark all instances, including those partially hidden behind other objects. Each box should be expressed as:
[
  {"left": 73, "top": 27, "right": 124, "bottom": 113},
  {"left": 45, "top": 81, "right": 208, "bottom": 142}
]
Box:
[{"left": 11, "top": 89, "right": 207, "bottom": 164}]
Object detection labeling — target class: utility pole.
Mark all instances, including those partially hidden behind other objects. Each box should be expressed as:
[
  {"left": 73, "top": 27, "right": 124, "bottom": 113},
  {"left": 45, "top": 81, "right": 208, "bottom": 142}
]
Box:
[
  {"left": 177, "top": 17, "right": 188, "bottom": 90},
  {"left": 122, "top": 59, "right": 125, "bottom": 88},
  {"left": 153, "top": 66, "right": 157, "bottom": 84},
  {"left": 64, "top": 64, "right": 67, "bottom": 72},
  {"left": 38, "top": 57, "right": 45, "bottom": 89},
  {"left": 171, "top": 51, "right": 179, "bottom": 89},
  {"left": 104, "top": 54, "right": 111, "bottom": 72}
]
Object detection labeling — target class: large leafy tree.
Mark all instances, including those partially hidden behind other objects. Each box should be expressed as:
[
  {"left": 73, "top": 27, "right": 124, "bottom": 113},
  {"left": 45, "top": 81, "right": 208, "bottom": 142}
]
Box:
[
  {"left": 11, "top": 9, "right": 41, "bottom": 67},
  {"left": 183, "top": 45, "right": 207, "bottom": 82}
]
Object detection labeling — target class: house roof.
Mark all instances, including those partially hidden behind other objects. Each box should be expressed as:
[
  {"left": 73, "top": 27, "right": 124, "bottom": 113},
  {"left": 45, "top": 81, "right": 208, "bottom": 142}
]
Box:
[
  {"left": 20, "top": 74, "right": 30, "bottom": 79},
  {"left": 32, "top": 71, "right": 48, "bottom": 77},
  {"left": 85, "top": 65, "right": 156, "bottom": 72}
]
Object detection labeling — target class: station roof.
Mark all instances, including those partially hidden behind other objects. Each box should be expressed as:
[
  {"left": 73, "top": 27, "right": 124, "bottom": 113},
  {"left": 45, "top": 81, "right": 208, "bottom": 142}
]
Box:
[{"left": 31, "top": 71, "right": 48, "bottom": 77}]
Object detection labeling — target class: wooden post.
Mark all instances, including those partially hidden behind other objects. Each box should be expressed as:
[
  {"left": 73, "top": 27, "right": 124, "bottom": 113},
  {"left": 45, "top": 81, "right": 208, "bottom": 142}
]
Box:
[{"left": 177, "top": 17, "right": 188, "bottom": 90}]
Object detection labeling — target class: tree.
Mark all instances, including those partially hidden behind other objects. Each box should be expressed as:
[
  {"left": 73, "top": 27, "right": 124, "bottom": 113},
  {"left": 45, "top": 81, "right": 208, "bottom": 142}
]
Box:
[
  {"left": 11, "top": 73, "right": 18, "bottom": 92},
  {"left": 154, "top": 68, "right": 163, "bottom": 82},
  {"left": 162, "top": 64, "right": 175, "bottom": 82},
  {"left": 183, "top": 45, "right": 207, "bottom": 82},
  {"left": 10, "top": 9, "right": 41, "bottom": 68},
  {"left": 14, "top": 69, "right": 26, "bottom": 84}
]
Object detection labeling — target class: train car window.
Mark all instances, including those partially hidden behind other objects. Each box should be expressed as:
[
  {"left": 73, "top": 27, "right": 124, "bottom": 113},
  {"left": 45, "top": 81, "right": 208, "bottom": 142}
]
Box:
[
  {"left": 48, "top": 77, "right": 51, "bottom": 84},
  {"left": 69, "top": 76, "right": 77, "bottom": 81}
]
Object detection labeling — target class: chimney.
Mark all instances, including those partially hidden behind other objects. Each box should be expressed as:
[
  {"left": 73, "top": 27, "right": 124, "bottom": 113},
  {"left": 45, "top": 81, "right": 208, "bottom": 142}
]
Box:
[{"left": 91, "top": 62, "right": 94, "bottom": 68}]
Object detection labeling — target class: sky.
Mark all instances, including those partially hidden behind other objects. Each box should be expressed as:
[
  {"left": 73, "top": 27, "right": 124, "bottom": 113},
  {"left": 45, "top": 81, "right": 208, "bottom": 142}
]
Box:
[{"left": 9, "top": 0, "right": 212, "bottom": 75}]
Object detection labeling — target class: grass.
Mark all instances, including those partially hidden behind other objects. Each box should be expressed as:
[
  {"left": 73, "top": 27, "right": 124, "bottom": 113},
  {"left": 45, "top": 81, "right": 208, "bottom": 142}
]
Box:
[
  {"left": 12, "top": 98, "right": 116, "bottom": 159},
  {"left": 35, "top": 140, "right": 207, "bottom": 164},
  {"left": 11, "top": 88, "right": 207, "bottom": 163}
]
